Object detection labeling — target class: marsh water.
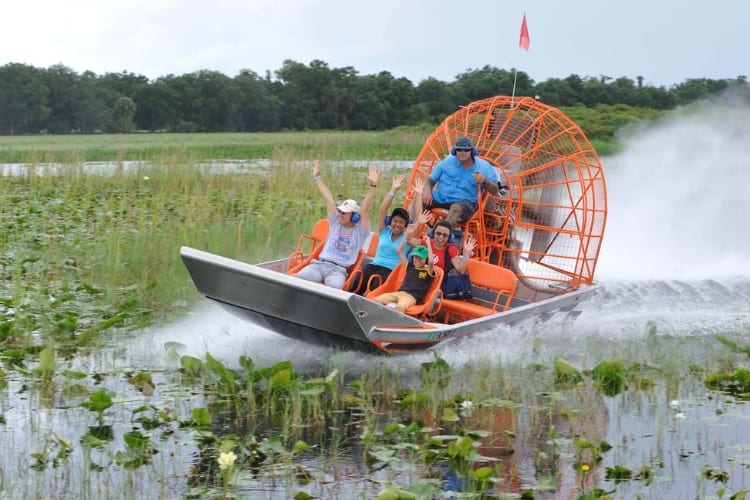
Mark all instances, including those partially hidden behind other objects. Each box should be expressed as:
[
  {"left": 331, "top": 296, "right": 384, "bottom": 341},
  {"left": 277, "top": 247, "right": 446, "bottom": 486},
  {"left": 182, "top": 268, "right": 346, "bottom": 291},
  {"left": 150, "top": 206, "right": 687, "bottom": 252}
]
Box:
[{"left": 2, "top": 104, "right": 750, "bottom": 498}]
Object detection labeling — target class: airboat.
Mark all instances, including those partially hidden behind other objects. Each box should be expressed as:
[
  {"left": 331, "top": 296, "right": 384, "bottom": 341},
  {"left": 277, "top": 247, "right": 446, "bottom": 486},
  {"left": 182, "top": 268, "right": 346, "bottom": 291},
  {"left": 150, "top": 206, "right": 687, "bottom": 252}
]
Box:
[{"left": 181, "top": 96, "right": 607, "bottom": 353}]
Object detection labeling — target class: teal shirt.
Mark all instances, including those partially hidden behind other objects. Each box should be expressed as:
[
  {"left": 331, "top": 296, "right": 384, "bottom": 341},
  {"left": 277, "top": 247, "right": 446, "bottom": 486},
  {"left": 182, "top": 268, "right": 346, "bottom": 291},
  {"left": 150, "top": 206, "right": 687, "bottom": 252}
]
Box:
[{"left": 371, "top": 227, "right": 409, "bottom": 270}]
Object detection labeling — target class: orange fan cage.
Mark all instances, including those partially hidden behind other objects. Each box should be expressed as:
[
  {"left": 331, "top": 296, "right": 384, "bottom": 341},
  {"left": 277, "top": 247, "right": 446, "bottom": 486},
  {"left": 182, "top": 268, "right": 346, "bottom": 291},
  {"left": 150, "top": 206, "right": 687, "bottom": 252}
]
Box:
[{"left": 404, "top": 96, "right": 607, "bottom": 296}]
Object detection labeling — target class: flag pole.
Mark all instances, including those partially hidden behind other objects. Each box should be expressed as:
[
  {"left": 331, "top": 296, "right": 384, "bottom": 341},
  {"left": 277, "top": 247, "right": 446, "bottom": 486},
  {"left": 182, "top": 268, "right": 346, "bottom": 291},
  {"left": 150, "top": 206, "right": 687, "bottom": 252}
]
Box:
[
  {"left": 511, "top": 55, "right": 521, "bottom": 107},
  {"left": 512, "top": 13, "right": 530, "bottom": 107}
]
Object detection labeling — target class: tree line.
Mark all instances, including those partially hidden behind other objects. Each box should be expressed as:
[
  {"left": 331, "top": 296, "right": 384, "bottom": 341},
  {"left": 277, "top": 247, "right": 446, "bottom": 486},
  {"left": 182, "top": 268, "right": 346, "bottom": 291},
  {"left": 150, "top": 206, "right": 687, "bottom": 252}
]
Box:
[{"left": 0, "top": 59, "right": 746, "bottom": 135}]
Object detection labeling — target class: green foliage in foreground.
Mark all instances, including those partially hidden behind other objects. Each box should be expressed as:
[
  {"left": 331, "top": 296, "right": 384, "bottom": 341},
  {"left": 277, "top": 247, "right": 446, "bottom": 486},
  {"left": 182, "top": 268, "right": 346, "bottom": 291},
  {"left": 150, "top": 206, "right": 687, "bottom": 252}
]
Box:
[{"left": 10, "top": 345, "right": 750, "bottom": 498}]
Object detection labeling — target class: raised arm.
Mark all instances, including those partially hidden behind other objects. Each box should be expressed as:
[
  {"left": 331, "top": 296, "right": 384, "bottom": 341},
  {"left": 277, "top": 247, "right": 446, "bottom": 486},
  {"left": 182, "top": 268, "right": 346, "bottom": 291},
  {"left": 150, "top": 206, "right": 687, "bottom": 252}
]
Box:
[
  {"left": 405, "top": 210, "right": 432, "bottom": 247},
  {"left": 312, "top": 160, "right": 336, "bottom": 217},
  {"left": 359, "top": 165, "right": 381, "bottom": 231},
  {"left": 422, "top": 169, "right": 437, "bottom": 206},
  {"left": 377, "top": 174, "right": 404, "bottom": 231},
  {"left": 410, "top": 177, "right": 426, "bottom": 222},
  {"left": 451, "top": 233, "right": 476, "bottom": 274},
  {"left": 424, "top": 235, "right": 435, "bottom": 273},
  {"left": 396, "top": 233, "right": 408, "bottom": 266}
]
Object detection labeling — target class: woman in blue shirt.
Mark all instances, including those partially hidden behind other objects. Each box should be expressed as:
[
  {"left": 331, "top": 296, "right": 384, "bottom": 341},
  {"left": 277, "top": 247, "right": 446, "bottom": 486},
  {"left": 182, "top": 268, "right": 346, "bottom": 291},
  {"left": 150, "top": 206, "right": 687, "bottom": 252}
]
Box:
[{"left": 349, "top": 175, "right": 411, "bottom": 294}]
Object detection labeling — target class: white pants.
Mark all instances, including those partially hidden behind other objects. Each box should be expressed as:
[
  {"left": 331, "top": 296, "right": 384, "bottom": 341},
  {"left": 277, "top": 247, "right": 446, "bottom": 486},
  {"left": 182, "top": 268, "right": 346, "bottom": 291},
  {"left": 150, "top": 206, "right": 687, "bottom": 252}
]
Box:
[{"left": 294, "top": 260, "right": 347, "bottom": 289}]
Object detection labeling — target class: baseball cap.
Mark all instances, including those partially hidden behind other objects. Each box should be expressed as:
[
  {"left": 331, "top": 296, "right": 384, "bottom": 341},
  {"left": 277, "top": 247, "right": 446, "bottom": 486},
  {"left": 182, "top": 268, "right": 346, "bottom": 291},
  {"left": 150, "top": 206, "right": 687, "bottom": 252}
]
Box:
[
  {"left": 337, "top": 199, "right": 360, "bottom": 213},
  {"left": 409, "top": 245, "right": 429, "bottom": 259}
]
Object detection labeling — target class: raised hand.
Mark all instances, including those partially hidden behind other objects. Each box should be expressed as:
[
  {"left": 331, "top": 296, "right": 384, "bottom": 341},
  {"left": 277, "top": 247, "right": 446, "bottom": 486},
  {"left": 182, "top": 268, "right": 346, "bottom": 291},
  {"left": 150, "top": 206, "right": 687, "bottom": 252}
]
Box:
[
  {"left": 391, "top": 174, "right": 404, "bottom": 191},
  {"left": 366, "top": 165, "right": 381, "bottom": 185},
  {"left": 416, "top": 209, "right": 432, "bottom": 226},
  {"left": 463, "top": 233, "right": 477, "bottom": 255},
  {"left": 312, "top": 159, "right": 320, "bottom": 177},
  {"left": 413, "top": 177, "right": 425, "bottom": 194}
]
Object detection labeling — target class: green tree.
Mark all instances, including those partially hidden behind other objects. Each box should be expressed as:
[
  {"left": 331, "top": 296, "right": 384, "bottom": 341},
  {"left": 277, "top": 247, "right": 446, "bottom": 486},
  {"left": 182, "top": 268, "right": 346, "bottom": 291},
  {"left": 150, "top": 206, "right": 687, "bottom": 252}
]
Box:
[
  {"left": 0, "top": 63, "right": 49, "bottom": 134},
  {"left": 113, "top": 96, "right": 136, "bottom": 133},
  {"left": 132, "top": 79, "right": 179, "bottom": 131},
  {"left": 415, "top": 77, "right": 459, "bottom": 122},
  {"left": 42, "top": 64, "right": 82, "bottom": 133},
  {"left": 234, "top": 70, "right": 282, "bottom": 131}
]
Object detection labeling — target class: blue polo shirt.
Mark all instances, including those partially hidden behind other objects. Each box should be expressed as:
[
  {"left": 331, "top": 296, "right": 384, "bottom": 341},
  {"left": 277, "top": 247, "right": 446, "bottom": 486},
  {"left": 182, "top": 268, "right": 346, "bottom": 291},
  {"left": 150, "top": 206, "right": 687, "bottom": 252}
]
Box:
[{"left": 429, "top": 155, "right": 499, "bottom": 205}]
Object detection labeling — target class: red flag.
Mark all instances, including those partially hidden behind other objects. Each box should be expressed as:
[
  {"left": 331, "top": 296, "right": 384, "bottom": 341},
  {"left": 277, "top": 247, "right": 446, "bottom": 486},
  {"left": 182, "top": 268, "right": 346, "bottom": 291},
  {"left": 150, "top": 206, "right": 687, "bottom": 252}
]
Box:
[{"left": 519, "top": 14, "right": 530, "bottom": 51}]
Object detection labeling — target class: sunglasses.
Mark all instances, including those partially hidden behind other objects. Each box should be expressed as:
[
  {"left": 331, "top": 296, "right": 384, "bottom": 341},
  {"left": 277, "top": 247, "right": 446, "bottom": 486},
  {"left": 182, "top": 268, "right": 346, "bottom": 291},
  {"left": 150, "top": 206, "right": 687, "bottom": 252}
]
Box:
[
  {"left": 434, "top": 231, "right": 450, "bottom": 238},
  {"left": 455, "top": 148, "right": 472, "bottom": 152}
]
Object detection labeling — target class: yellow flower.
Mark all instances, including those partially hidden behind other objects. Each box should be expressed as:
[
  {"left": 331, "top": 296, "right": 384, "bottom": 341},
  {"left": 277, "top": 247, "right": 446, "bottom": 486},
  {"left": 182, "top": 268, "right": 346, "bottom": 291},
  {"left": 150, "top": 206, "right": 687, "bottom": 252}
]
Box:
[
  {"left": 218, "top": 451, "right": 237, "bottom": 471},
  {"left": 581, "top": 463, "right": 590, "bottom": 472}
]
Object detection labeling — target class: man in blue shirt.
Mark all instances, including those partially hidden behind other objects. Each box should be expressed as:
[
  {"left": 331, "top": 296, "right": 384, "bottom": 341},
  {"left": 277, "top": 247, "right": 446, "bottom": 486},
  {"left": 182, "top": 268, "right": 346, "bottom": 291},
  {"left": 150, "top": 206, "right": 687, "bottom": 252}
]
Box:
[{"left": 422, "top": 136, "right": 499, "bottom": 227}]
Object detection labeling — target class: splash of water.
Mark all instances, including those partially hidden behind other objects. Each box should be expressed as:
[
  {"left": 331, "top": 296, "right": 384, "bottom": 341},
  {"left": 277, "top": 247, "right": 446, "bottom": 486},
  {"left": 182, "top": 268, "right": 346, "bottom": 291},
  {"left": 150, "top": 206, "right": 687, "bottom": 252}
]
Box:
[{"left": 598, "top": 96, "right": 750, "bottom": 281}]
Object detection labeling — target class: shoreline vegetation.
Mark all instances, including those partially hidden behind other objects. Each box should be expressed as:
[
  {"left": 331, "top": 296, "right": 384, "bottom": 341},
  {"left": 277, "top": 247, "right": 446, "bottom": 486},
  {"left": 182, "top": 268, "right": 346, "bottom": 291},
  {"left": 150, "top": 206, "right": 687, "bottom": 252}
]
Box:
[{"left": 0, "top": 100, "right": 677, "bottom": 163}]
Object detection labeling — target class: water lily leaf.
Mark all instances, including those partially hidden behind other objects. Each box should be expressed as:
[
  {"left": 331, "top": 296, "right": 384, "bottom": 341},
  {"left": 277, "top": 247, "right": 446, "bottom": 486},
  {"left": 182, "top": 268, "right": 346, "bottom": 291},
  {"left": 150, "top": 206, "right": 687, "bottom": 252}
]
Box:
[
  {"left": 442, "top": 407, "right": 459, "bottom": 422},
  {"left": 81, "top": 388, "right": 114, "bottom": 413},
  {"left": 129, "top": 372, "right": 155, "bottom": 396},
  {"left": 191, "top": 407, "right": 211, "bottom": 428},
  {"left": 292, "top": 440, "right": 311, "bottom": 453},
  {"left": 179, "top": 355, "right": 202, "bottom": 376},
  {"left": 384, "top": 423, "right": 402, "bottom": 434},
  {"left": 555, "top": 357, "right": 583, "bottom": 384},
  {"left": 376, "top": 486, "right": 415, "bottom": 499},
  {"left": 293, "top": 492, "right": 315, "bottom": 500},
  {"left": 80, "top": 432, "right": 108, "bottom": 449},
  {"left": 471, "top": 466, "right": 496, "bottom": 481},
  {"left": 299, "top": 386, "right": 325, "bottom": 396},
  {"left": 270, "top": 368, "right": 292, "bottom": 389}
]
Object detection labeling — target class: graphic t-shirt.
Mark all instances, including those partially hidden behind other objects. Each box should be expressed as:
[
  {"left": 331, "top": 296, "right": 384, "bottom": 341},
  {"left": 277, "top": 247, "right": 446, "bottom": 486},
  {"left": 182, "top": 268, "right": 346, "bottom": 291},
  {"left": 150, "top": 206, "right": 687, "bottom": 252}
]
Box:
[
  {"left": 422, "top": 237, "right": 458, "bottom": 270},
  {"left": 319, "top": 215, "right": 369, "bottom": 267},
  {"left": 400, "top": 264, "right": 436, "bottom": 303}
]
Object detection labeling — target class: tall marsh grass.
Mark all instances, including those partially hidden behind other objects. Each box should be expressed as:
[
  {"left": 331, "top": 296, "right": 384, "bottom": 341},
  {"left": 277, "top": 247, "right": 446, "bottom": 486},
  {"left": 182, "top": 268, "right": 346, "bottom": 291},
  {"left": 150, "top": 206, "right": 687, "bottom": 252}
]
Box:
[{"left": 1, "top": 147, "right": 398, "bottom": 346}]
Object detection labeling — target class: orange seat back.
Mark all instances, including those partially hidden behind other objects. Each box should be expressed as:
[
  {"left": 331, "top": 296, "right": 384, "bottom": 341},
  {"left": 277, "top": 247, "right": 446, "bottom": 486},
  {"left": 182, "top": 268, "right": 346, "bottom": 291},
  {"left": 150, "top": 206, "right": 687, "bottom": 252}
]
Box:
[
  {"left": 465, "top": 259, "right": 517, "bottom": 311},
  {"left": 287, "top": 219, "right": 329, "bottom": 273},
  {"left": 366, "top": 264, "right": 445, "bottom": 319}
]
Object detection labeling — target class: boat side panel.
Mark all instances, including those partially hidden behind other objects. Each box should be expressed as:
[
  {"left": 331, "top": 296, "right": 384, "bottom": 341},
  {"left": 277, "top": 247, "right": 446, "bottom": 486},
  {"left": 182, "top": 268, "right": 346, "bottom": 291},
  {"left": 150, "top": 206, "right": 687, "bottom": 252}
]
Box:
[
  {"left": 181, "top": 247, "right": 424, "bottom": 346},
  {"left": 367, "top": 284, "right": 601, "bottom": 348}
]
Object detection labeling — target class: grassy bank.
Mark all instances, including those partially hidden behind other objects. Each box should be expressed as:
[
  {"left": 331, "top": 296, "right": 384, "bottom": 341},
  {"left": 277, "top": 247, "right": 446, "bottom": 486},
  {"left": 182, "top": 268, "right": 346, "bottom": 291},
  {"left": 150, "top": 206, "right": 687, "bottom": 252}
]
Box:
[{"left": 0, "top": 128, "right": 433, "bottom": 163}]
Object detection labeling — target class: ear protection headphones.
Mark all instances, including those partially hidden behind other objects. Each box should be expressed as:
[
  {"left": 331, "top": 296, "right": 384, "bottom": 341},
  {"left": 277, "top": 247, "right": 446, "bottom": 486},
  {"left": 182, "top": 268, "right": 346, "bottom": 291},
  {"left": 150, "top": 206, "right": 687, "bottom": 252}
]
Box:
[
  {"left": 450, "top": 146, "right": 478, "bottom": 156},
  {"left": 384, "top": 215, "right": 413, "bottom": 225},
  {"left": 351, "top": 212, "right": 361, "bottom": 223},
  {"left": 427, "top": 227, "right": 456, "bottom": 244}
]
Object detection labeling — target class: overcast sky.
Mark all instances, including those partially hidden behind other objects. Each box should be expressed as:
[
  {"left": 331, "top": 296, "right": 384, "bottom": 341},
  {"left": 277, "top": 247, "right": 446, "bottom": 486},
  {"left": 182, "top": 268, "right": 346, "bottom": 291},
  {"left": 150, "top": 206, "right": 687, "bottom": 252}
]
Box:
[{"left": 2, "top": 0, "right": 747, "bottom": 87}]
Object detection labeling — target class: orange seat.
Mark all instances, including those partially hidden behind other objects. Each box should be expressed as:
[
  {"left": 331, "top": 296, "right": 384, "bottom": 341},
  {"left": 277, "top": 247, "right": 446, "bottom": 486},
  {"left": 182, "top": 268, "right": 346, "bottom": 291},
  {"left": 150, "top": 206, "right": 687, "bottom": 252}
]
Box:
[
  {"left": 440, "top": 259, "right": 517, "bottom": 321},
  {"left": 346, "top": 232, "right": 381, "bottom": 293},
  {"left": 287, "top": 219, "right": 329, "bottom": 273},
  {"left": 341, "top": 249, "right": 367, "bottom": 290},
  {"left": 366, "top": 264, "right": 444, "bottom": 319}
]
